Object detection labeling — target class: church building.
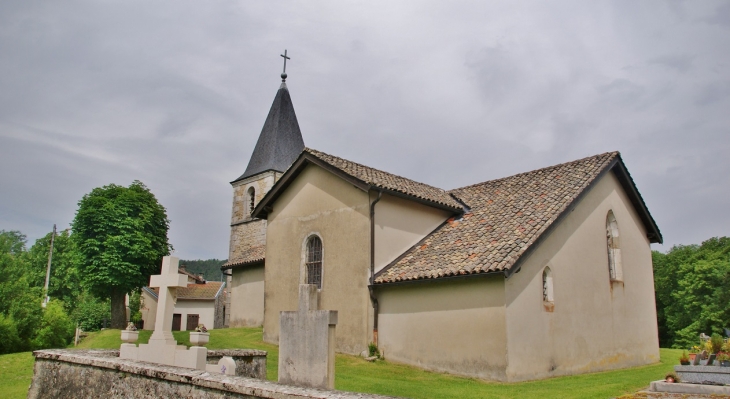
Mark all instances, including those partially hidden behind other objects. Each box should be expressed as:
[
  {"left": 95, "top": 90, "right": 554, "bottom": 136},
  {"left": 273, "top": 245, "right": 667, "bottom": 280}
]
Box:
[{"left": 222, "top": 76, "right": 662, "bottom": 382}]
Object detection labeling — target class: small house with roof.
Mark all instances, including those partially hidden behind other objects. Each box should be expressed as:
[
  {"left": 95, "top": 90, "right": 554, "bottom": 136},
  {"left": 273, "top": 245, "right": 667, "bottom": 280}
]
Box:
[
  {"left": 141, "top": 267, "right": 226, "bottom": 331},
  {"left": 223, "top": 76, "right": 662, "bottom": 382}
]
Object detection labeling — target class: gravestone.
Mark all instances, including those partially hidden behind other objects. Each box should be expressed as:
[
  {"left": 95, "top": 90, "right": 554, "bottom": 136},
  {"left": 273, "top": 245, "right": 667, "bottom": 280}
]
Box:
[
  {"left": 119, "top": 256, "right": 208, "bottom": 370},
  {"left": 278, "top": 284, "right": 338, "bottom": 389},
  {"left": 692, "top": 350, "right": 704, "bottom": 366}
]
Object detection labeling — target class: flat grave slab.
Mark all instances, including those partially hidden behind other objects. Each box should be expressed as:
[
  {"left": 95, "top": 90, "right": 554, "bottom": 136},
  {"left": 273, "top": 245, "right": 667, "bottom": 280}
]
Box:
[{"left": 674, "top": 365, "right": 730, "bottom": 385}]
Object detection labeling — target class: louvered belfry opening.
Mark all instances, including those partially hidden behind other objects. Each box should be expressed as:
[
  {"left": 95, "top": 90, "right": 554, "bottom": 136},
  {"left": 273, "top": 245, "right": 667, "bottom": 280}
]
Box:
[
  {"left": 306, "top": 236, "right": 322, "bottom": 289},
  {"left": 247, "top": 187, "right": 256, "bottom": 216}
]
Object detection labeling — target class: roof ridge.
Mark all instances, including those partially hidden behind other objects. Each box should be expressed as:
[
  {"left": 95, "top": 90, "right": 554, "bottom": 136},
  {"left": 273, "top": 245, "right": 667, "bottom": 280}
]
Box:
[
  {"left": 304, "top": 147, "right": 450, "bottom": 194},
  {"left": 448, "top": 151, "right": 619, "bottom": 194}
]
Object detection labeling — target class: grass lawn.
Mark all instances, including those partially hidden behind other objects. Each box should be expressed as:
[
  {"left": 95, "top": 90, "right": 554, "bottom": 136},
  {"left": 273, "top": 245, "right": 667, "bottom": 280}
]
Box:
[
  {"left": 0, "top": 352, "right": 35, "bottom": 399},
  {"left": 2, "top": 327, "right": 681, "bottom": 399}
]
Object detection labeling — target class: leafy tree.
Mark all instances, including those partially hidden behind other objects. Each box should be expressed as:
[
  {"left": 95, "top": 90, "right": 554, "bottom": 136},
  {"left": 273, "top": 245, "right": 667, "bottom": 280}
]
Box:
[
  {"left": 654, "top": 237, "right": 730, "bottom": 348},
  {"left": 128, "top": 290, "right": 142, "bottom": 323},
  {"left": 32, "top": 300, "right": 75, "bottom": 349},
  {"left": 26, "top": 229, "right": 82, "bottom": 310},
  {"left": 70, "top": 292, "right": 111, "bottom": 332},
  {"left": 0, "top": 313, "right": 21, "bottom": 354},
  {"left": 0, "top": 230, "right": 43, "bottom": 351},
  {"left": 0, "top": 230, "right": 27, "bottom": 255},
  {"left": 71, "top": 181, "right": 172, "bottom": 329},
  {"left": 669, "top": 258, "right": 730, "bottom": 348},
  {"left": 653, "top": 245, "right": 697, "bottom": 347}
]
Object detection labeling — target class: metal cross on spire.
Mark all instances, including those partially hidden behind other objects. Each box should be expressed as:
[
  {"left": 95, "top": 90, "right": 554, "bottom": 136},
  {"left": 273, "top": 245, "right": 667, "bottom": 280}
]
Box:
[{"left": 280, "top": 49, "right": 290, "bottom": 82}]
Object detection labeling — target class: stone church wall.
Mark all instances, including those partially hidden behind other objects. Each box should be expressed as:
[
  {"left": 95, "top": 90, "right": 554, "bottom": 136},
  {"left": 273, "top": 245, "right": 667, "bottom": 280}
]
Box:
[
  {"left": 228, "top": 220, "right": 267, "bottom": 260},
  {"left": 228, "top": 171, "right": 279, "bottom": 263},
  {"left": 503, "top": 171, "right": 660, "bottom": 382},
  {"left": 263, "top": 165, "right": 371, "bottom": 355},
  {"left": 230, "top": 172, "right": 277, "bottom": 225}
]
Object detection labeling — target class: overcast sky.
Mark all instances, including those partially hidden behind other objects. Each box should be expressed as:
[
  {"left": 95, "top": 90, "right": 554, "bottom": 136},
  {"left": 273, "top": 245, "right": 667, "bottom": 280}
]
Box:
[{"left": 1, "top": 1, "right": 728, "bottom": 260}]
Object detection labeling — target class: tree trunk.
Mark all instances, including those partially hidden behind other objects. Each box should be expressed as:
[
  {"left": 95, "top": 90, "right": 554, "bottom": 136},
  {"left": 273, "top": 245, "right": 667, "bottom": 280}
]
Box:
[{"left": 110, "top": 288, "right": 127, "bottom": 329}]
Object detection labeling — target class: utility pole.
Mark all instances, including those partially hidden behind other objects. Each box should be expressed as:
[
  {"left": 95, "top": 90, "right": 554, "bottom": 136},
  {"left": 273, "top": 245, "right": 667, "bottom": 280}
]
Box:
[{"left": 42, "top": 224, "right": 56, "bottom": 308}]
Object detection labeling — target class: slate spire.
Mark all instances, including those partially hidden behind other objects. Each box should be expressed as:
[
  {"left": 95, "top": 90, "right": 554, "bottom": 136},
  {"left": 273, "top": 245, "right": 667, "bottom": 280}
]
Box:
[{"left": 233, "top": 82, "right": 305, "bottom": 182}]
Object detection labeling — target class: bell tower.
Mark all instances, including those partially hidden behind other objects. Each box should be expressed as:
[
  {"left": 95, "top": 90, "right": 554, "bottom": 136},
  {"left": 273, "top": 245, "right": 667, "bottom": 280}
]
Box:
[{"left": 223, "top": 59, "right": 304, "bottom": 326}]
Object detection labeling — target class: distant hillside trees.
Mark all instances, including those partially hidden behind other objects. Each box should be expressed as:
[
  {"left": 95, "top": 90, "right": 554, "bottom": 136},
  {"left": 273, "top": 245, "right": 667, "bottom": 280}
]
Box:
[
  {"left": 653, "top": 237, "right": 730, "bottom": 348},
  {"left": 180, "top": 259, "right": 227, "bottom": 281},
  {"left": 72, "top": 181, "right": 171, "bottom": 329}
]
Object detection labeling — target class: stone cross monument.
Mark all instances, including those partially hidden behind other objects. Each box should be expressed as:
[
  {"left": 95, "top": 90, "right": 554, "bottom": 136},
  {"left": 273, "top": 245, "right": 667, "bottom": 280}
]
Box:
[
  {"left": 278, "top": 284, "right": 338, "bottom": 389},
  {"left": 119, "top": 256, "right": 208, "bottom": 370},
  {"left": 148, "top": 256, "right": 188, "bottom": 346}
]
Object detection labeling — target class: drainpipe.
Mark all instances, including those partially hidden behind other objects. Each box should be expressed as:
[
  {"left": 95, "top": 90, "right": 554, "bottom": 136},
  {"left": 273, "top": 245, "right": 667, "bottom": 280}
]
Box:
[{"left": 369, "top": 190, "right": 383, "bottom": 346}]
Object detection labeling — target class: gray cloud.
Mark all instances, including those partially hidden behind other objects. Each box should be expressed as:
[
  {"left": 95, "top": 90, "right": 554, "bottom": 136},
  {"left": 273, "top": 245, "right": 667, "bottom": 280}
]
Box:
[
  {"left": 1, "top": 0, "right": 729, "bottom": 258},
  {"left": 649, "top": 54, "right": 694, "bottom": 73},
  {"left": 705, "top": 2, "right": 730, "bottom": 28}
]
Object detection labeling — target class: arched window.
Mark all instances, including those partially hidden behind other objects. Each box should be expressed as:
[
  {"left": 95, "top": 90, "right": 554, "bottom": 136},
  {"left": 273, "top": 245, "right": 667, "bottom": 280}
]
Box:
[
  {"left": 606, "top": 210, "right": 622, "bottom": 281},
  {"left": 305, "top": 236, "right": 323, "bottom": 289},
  {"left": 247, "top": 187, "right": 256, "bottom": 216},
  {"left": 542, "top": 266, "right": 554, "bottom": 303}
]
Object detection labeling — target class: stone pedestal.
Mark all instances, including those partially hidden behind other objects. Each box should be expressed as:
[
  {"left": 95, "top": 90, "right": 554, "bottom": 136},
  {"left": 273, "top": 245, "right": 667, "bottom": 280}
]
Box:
[{"left": 278, "top": 284, "right": 338, "bottom": 389}]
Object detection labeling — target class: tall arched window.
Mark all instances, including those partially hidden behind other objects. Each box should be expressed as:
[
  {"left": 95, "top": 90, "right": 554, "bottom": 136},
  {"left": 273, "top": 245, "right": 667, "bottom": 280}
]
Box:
[
  {"left": 606, "top": 210, "right": 623, "bottom": 281},
  {"left": 542, "top": 266, "right": 554, "bottom": 303},
  {"left": 247, "top": 187, "right": 256, "bottom": 216},
  {"left": 306, "top": 236, "right": 323, "bottom": 289}
]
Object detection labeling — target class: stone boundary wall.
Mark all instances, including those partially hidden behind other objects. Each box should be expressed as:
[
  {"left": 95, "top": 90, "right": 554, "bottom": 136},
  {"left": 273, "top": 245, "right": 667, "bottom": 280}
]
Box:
[{"left": 28, "top": 350, "right": 395, "bottom": 399}]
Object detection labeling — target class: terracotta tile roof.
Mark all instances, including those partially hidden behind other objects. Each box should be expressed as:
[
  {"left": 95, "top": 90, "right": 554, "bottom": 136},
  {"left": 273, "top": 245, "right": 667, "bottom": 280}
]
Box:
[
  {"left": 178, "top": 268, "right": 205, "bottom": 283},
  {"left": 304, "top": 148, "right": 463, "bottom": 211},
  {"left": 151, "top": 281, "right": 223, "bottom": 300},
  {"left": 222, "top": 245, "right": 266, "bottom": 270},
  {"left": 374, "top": 152, "right": 619, "bottom": 284}
]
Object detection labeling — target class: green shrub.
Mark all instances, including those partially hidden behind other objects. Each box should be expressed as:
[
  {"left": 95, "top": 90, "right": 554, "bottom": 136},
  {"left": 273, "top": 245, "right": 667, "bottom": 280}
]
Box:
[
  {"left": 128, "top": 290, "right": 142, "bottom": 323},
  {"left": 0, "top": 314, "right": 21, "bottom": 354},
  {"left": 71, "top": 293, "right": 110, "bottom": 331},
  {"left": 711, "top": 333, "right": 724, "bottom": 354},
  {"left": 368, "top": 342, "right": 380, "bottom": 358},
  {"left": 32, "top": 300, "right": 74, "bottom": 349},
  {"left": 4, "top": 284, "right": 43, "bottom": 352}
]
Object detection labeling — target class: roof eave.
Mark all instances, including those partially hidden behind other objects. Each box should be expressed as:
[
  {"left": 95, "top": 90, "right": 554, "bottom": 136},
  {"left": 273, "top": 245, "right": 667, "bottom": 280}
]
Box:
[
  {"left": 214, "top": 281, "right": 226, "bottom": 299},
  {"left": 230, "top": 169, "right": 281, "bottom": 185},
  {"left": 372, "top": 187, "right": 463, "bottom": 214},
  {"left": 221, "top": 259, "right": 265, "bottom": 271},
  {"left": 372, "top": 269, "right": 505, "bottom": 287},
  {"left": 142, "top": 286, "right": 158, "bottom": 300},
  {"left": 176, "top": 297, "right": 216, "bottom": 301},
  {"left": 610, "top": 156, "right": 663, "bottom": 244}
]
